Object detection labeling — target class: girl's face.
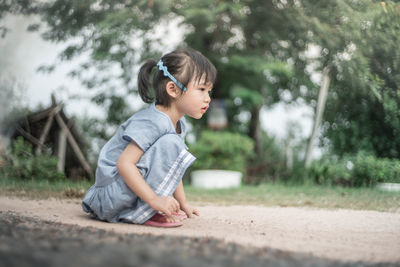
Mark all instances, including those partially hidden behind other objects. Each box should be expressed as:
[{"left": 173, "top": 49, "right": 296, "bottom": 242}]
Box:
[{"left": 175, "top": 74, "right": 213, "bottom": 119}]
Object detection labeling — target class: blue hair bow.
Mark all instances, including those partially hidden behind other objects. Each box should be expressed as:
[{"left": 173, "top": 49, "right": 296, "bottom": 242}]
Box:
[{"left": 157, "top": 60, "right": 187, "bottom": 92}]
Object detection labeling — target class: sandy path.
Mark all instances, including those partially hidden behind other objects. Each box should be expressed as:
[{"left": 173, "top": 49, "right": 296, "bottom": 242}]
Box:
[{"left": 1, "top": 196, "right": 399, "bottom": 263}]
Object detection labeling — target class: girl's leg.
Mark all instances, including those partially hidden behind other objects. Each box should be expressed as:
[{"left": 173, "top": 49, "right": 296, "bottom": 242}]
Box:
[{"left": 119, "top": 134, "right": 195, "bottom": 224}]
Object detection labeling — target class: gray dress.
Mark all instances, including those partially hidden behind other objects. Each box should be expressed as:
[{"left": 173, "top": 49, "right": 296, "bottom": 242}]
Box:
[{"left": 82, "top": 103, "right": 196, "bottom": 224}]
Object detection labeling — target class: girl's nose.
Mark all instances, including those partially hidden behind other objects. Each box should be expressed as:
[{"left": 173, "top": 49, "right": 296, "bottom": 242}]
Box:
[{"left": 205, "top": 93, "right": 211, "bottom": 103}]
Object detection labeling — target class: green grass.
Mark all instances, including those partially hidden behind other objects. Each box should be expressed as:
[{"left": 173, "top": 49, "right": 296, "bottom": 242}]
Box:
[
  {"left": 0, "top": 178, "right": 92, "bottom": 199},
  {"left": 185, "top": 184, "right": 400, "bottom": 213},
  {"left": 1, "top": 178, "right": 399, "bottom": 213}
]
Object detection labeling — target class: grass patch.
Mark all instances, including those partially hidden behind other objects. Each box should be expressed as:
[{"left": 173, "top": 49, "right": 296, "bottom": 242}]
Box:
[
  {"left": 185, "top": 183, "right": 400, "bottom": 213},
  {"left": 1, "top": 178, "right": 399, "bottom": 212},
  {"left": 0, "top": 178, "right": 92, "bottom": 199}
]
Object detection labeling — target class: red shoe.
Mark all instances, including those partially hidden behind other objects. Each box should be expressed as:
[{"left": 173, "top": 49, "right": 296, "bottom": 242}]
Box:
[{"left": 143, "top": 213, "right": 183, "bottom": 228}]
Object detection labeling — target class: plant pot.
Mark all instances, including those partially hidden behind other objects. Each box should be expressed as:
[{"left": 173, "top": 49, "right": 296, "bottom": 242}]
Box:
[
  {"left": 191, "top": 170, "right": 242, "bottom": 189},
  {"left": 376, "top": 182, "right": 400, "bottom": 192}
]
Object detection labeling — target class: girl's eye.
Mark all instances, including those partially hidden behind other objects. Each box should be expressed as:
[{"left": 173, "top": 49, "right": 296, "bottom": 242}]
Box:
[{"left": 199, "top": 87, "right": 212, "bottom": 95}]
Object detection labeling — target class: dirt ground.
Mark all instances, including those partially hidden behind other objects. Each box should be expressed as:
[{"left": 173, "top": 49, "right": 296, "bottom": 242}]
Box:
[{"left": 1, "top": 196, "right": 400, "bottom": 266}]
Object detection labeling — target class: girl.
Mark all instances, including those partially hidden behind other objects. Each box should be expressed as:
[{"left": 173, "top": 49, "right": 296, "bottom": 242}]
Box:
[{"left": 82, "top": 48, "right": 217, "bottom": 228}]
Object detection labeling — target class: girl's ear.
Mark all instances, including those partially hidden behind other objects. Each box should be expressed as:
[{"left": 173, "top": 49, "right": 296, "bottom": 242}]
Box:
[{"left": 165, "top": 81, "right": 181, "bottom": 99}]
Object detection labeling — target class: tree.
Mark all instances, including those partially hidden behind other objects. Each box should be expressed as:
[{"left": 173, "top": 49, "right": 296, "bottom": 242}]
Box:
[
  {"left": 3, "top": 0, "right": 399, "bottom": 163},
  {"left": 2, "top": 0, "right": 295, "bottom": 156},
  {"left": 175, "top": 0, "right": 295, "bottom": 157},
  {"left": 0, "top": 76, "right": 27, "bottom": 137},
  {"left": 304, "top": 65, "right": 330, "bottom": 167},
  {"left": 1, "top": 0, "right": 176, "bottom": 147},
  {"left": 248, "top": 0, "right": 400, "bottom": 161},
  {"left": 319, "top": 1, "right": 400, "bottom": 159}
]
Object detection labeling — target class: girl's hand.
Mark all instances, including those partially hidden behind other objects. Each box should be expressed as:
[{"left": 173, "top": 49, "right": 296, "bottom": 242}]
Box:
[
  {"left": 180, "top": 203, "right": 200, "bottom": 218},
  {"left": 149, "top": 196, "right": 180, "bottom": 217}
]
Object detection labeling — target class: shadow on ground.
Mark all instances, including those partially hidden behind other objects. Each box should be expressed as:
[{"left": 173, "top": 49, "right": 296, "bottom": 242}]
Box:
[{"left": 0, "top": 211, "right": 394, "bottom": 267}]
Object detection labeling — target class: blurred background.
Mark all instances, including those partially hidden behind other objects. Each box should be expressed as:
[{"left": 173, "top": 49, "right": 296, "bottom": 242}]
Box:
[{"left": 1, "top": 0, "right": 399, "bottom": 188}]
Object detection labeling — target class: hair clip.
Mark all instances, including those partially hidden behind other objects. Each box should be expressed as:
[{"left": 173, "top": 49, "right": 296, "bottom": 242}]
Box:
[{"left": 157, "top": 60, "right": 187, "bottom": 91}]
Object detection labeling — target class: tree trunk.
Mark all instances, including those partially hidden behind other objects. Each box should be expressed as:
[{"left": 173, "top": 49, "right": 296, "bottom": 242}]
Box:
[
  {"left": 54, "top": 113, "right": 93, "bottom": 176},
  {"left": 284, "top": 138, "right": 293, "bottom": 170},
  {"left": 249, "top": 104, "right": 263, "bottom": 158},
  {"left": 305, "top": 65, "right": 331, "bottom": 167},
  {"left": 57, "top": 128, "right": 67, "bottom": 173}
]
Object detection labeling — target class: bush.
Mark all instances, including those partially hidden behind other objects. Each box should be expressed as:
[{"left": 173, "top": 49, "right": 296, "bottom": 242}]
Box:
[
  {"left": 307, "top": 157, "right": 352, "bottom": 186},
  {"left": 306, "top": 152, "right": 400, "bottom": 187},
  {"left": 352, "top": 153, "right": 400, "bottom": 186},
  {"left": 246, "top": 131, "right": 284, "bottom": 184},
  {"left": 189, "top": 130, "right": 255, "bottom": 173},
  {"left": 0, "top": 137, "right": 66, "bottom": 182}
]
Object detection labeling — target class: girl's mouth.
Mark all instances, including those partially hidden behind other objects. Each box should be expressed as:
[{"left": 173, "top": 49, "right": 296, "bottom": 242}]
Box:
[{"left": 201, "top": 106, "right": 209, "bottom": 112}]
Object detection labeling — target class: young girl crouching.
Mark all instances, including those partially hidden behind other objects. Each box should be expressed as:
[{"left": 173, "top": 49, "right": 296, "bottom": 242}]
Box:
[{"left": 82, "top": 48, "right": 217, "bottom": 227}]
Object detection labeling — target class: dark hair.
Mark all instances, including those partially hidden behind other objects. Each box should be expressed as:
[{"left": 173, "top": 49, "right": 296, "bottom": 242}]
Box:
[{"left": 138, "top": 48, "right": 217, "bottom": 107}]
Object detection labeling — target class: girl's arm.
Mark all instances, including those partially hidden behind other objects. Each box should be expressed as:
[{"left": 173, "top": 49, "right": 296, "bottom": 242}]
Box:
[
  {"left": 117, "top": 142, "right": 180, "bottom": 216},
  {"left": 173, "top": 180, "right": 200, "bottom": 218},
  {"left": 173, "top": 180, "right": 186, "bottom": 205}
]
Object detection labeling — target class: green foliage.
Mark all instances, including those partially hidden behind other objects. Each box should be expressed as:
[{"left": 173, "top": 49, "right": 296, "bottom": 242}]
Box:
[
  {"left": 306, "top": 157, "right": 353, "bottom": 186},
  {"left": 0, "top": 77, "right": 28, "bottom": 137},
  {"left": 306, "top": 153, "right": 400, "bottom": 187},
  {"left": 1, "top": 0, "right": 175, "bottom": 149},
  {"left": 4, "top": 0, "right": 400, "bottom": 163},
  {"left": 189, "top": 131, "right": 255, "bottom": 173},
  {"left": 0, "top": 137, "right": 66, "bottom": 182},
  {"left": 178, "top": 1, "right": 295, "bottom": 142},
  {"left": 321, "top": 1, "right": 400, "bottom": 158},
  {"left": 246, "top": 131, "right": 283, "bottom": 184},
  {"left": 352, "top": 153, "right": 400, "bottom": 186}
]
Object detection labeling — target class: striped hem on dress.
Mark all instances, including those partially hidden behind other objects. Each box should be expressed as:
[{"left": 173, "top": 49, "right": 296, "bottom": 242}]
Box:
[{"left": 125, "top": 150, "right": 196, "bottom": 224}]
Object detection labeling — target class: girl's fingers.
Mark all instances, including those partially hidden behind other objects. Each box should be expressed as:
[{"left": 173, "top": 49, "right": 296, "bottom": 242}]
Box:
[
  {"left": 174, "top": 201, "right": 180, "bottom": 212},
  {"left": 168, "top": 197, "right": 180, "bottom": 212},
  {"left": 183, "top": 206, "right": 199, "bottom": 218},
  {"left": 164, "top": 209, "right": 172, "bottom": 217},
  {"left": 186, "top": 209, "right": 193, "bottom": 218}
]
